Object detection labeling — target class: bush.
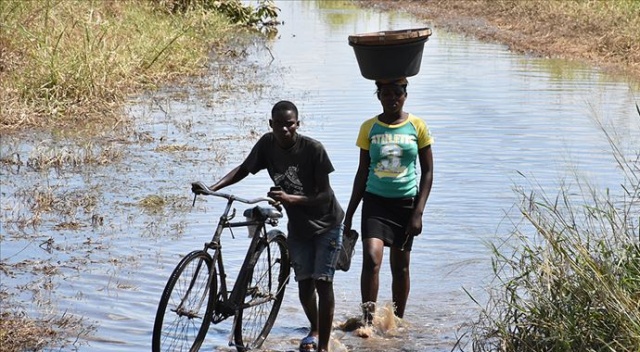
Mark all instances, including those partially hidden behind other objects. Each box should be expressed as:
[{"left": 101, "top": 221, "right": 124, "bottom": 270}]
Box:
[{"left": 152, "top": 0, "right": 280, "bottom": 27}]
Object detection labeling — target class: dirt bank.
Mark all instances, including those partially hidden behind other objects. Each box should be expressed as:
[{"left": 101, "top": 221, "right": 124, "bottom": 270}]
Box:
[{"left": 358, "top": 0, "right": 640, "bottom": 82}]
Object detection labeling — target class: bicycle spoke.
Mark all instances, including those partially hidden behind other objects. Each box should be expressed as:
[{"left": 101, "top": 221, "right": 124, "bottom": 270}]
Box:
[
  {"left": 234, "top": 235, "right": 289, "bottom": 350},
  {"left": 153, "top": 251, "right": 215, "bottom": 352},
  {"left": 158, "top": 188, "right": 289, "bottom": 352}
]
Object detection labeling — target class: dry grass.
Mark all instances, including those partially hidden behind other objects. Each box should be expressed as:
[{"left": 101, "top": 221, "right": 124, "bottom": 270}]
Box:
[
  {"left": 0, "top": 0, "right": 234, "bottom": 132},
  {"left": 25, "top": 142, "right": 124, "bottom": 171},
  {"left": 0, "top": 311, "right": 57, "bottom": 352},
  {"left": 3, "top": 184, "right": 99, "bottom": 232},
  {"left": 138, "top": 194, "right": 190, "bottom": 213},
  {"left": 361, "top": 0, "right": 640, "bottom": 81},
  {"left": 0, "top": 309, "right": 93, "bottom": 352},
  {"left": 154, "top": 143, "right": 198, "bottom": 152},
  {"left": 139, "top": 194, "right": 168, "bottom": 209}
]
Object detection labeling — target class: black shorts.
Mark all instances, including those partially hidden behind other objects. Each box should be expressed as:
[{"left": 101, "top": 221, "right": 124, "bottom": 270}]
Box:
[{"left": 362, "top": 192, "right": 416, "bottom": 251}]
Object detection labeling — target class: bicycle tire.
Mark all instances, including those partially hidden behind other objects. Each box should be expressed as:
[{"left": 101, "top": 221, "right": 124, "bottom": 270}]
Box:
[
  {"left": 152, "top": 250, "right": 217, "bottom": 352},
  {"left": 233, "top": 231, "right": 290, "bottom": 351}
]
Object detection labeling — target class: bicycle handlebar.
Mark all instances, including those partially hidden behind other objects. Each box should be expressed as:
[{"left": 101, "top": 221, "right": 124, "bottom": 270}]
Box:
[{"left": 191, "top": 181, "right": 283, "bottom": 211}]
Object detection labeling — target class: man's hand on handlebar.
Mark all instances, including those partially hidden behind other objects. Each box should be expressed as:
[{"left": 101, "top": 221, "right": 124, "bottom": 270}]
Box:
[
  {"left": 267, "top": 187, "right": 284, "bottom": 211},
  {"left": 269, "top": 200, "right": 283, "bottom": 212}
]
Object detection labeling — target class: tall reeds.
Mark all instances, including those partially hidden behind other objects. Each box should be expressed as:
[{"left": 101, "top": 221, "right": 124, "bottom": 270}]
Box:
[
  {"left": 469, "top": 105, "right": 640, "bottom": 351},
  {"left": 0, "top": 0, "right": 278, "bottom": 132}
]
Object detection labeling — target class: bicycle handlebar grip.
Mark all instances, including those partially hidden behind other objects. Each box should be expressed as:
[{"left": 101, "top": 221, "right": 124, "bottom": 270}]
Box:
[
  {"left": 269, "top": 200, "right": 283, "bottom": 212},
  {"left": 191, "top": 181, "right": 208, "bottom": 195}
]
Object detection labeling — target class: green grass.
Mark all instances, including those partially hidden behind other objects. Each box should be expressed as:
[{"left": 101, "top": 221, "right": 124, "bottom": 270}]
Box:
[
  {"left": 0, "top": 0, "right": 277, "bottom": 132},
  {"left": 468, "top": 105, "right": 640, "bottom": 351}
]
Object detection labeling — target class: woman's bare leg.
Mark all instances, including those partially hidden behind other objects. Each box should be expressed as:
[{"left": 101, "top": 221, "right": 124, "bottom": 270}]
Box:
[
  {"left": 361, "top": 238, "right": 384, "bottom": 323},
  {"left": 389, "top": 247, "right": 411, "bottom": 318}
]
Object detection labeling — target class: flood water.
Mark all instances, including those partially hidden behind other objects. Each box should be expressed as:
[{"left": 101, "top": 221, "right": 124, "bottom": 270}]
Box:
[{"left": 1, "top": 1, "right": 639, "bottom": 351}]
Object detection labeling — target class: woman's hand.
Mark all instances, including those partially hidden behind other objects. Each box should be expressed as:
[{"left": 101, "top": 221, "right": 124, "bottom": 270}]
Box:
[
  {"left": 405, "top": 211, "right": 423, "bottom": 236},
  {"left": 343, "top": 217, "right": 353, "bottom": 235}
]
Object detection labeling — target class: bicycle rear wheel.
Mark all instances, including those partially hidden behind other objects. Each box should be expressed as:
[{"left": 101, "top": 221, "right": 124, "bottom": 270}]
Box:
[
  {"left": 152, "top": 250, "right": 216, "bottom": 352},
  {"left": 233, "top": 232, "right": 290, "bottom": 351}
]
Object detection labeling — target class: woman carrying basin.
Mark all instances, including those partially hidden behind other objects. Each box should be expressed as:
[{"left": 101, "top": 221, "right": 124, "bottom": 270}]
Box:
[{"left": 344, "top": 27, "right": 435, "bottom": 326}]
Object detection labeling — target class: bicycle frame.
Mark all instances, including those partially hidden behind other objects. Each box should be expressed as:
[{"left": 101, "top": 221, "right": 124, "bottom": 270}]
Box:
[
  {"left": 207, "top": 199, "right": 279, "bottom": 323},
  {"left": 153, "top": 182, "right": 288, "bottom": 352},
  {"left": 190, "top": 182, "right": 284, "bottom": 323}
]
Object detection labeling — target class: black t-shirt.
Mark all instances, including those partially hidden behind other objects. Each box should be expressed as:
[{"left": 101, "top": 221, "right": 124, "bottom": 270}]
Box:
[{"left": 241, "top": 133, "right": 344, "bottom": 239}]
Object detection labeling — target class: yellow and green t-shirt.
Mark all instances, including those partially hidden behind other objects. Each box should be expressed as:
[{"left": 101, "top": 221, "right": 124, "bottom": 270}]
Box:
[{"left": 356, "top": 113, "right": 433, "bottom": 198}]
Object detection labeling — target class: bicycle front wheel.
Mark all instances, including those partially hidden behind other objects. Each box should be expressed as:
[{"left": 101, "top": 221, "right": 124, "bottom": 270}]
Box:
[
  {"left": 233, "top": 232, "right": 290, "bottom": 351},
  {"left": 152, "top": 250, "right": 216, "bottom": 352}
]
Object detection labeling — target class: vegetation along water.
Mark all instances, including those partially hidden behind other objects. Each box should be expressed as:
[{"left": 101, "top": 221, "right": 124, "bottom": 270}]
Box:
[
  {"left": 1, "top": 0, "right": 640, "bottom": 351},
  {"left": 1, "top": 1, "right": 280, "bottom": 350}
]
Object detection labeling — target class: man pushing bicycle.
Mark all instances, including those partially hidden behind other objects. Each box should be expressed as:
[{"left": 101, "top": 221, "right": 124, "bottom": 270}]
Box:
[{"left": 207, "top": 100, "right": 344, "bottom": 352}]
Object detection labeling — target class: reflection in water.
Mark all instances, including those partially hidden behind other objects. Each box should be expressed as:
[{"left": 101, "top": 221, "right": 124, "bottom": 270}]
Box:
[{"left": 1, "top": 1, "right": 639, "bottom": 351}]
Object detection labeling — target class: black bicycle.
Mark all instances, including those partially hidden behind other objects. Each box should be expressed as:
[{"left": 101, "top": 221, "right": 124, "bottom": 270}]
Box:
[{"left": 152, "top": 181, "right": 291, "bottom": 352}]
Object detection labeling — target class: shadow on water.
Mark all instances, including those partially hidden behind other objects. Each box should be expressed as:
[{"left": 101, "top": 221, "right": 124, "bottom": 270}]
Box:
[{"left": 1, "top": 1, "right": 639, "bottom": 351}]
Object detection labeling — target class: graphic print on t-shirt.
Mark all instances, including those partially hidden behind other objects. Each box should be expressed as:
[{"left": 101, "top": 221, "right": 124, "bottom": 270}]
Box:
[
  {"left": 273, "top": 165, "right": 303, "bottom": 195},
  {"left": 372, "top": 134, "right": 413, "bottom": 179},
  {"left": 356, "top": 114, "right": 434, "bottom": 198}
]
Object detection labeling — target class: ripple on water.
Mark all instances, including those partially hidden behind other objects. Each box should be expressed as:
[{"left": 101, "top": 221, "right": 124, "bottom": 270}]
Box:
[{"left": 1, "top": 1, "right": 639, "bottom": 351}]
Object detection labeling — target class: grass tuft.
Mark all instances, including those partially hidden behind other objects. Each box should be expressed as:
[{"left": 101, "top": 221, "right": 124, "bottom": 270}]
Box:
[
  {"left": 468, "top": 105, "right": 640, "bottom": 351},
  {"left": 0, "top": 309, "right": 94, "bottom": 352}
]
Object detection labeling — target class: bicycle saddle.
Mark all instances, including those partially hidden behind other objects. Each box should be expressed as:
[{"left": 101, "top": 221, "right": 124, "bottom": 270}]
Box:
[{"left": 243, "top": 206, "right": 283, "bottom": 220}]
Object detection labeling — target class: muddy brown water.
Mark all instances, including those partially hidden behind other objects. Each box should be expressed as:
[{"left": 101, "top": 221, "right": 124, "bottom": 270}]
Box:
[{"left": 1, "top": 1, "right": 639, "bottom": 351}]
